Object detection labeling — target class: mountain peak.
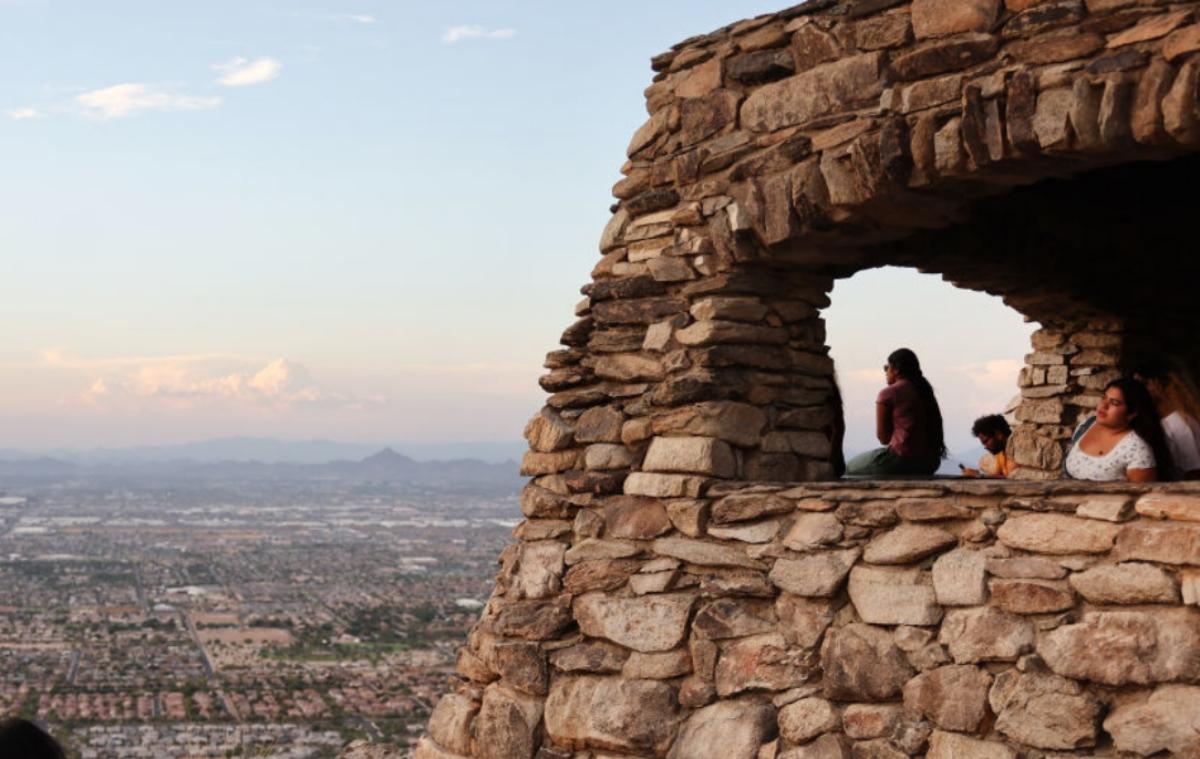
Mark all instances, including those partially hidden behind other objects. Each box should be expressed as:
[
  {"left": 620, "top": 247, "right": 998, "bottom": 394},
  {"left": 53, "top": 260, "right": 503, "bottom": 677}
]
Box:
[{"left": 363, "top": 447, "right": 415, "bottom": 465}]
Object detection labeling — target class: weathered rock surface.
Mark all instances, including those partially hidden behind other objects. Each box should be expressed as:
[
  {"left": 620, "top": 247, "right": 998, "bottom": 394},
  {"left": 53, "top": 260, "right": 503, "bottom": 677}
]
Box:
[
  {"left": 1068, "top": 562, "right": 1179, "bottom": 604},
  {"left": 604, "top": 497, "right": 672, "bottom": 540},
  {"left": 821, "top": 623, "right": 915, "bottom": 701},
  {"left": 775, "top": 594, "right": 835, "bottom": 649},
  {"left": 771, "top": 548, "right": 860, "bottom": 597},
  {"left": 544, "top": 676, "right": 680, "bottom": 755},
  {"left": 741, "top": 53, "right": 885, "bottom": 132},
  {"left": 1038, "top": 609, "right": 1200, "bottom": 685},
  {"left": 777, "top": 733, "right": 851, "bottom": 759},
  {"left": 712, "top": 494, "right": 794, "bottom": 524},
  {"left": 573, "top": 592, "right": 695, "bottom": 652},
  {"left": 474, "top": 686, "right": 543, "bottom": 759},
  {"left": 653, "top": 537, "right": 764, "bottom": 569},
  {"left": 667, "top": 700, "right": 777, "bottom": 759},
  {"left": 931, "top": 548, "right": 987, "bottom": 605},
  {"left": 862, "top": 524, "right": 957, "bottom": 564},
  {"left": 427, "top": 694, "right": 478, "bottom": 756},
  {"left": 508, "top": 541, "right": 566, "bottom": 600},
  {"left": 643, "top": 436, "right": 737, "bottom": 477},
  {"left": 778, "top": 697, "right": 840, "bottom": 744},
  {"left": 716, "top": 632, "right": 809, "bottom": 695},
  {"left": 988, "top": 669, "right": 1100, "bottom": 750},
  {"left": 996, "top": 513, "right": 1118, "bottom": 554},
  {"left": 939, "top": 606, "right": 1034, "bottom": 663},
  {"left": 926, "top": 731, "right": 1016, "bottom": 759},
  {"left": 694, "top": 597, "right": 778, "bottom": 639},
  {"left": 989, "top": 578, "right": 1075, "bottom": 614},
  {"left": 782, "top": 513, "right": 844, "bottom": 549},
  {"left": 842, "top": 704, "right": 902, "bottom": 740},
  {"left": 848, "top": 566, "right": 941, "bottom": 626},
  {"left": 1103, "top": 684, "right": 1200, "bottom": 756},
  {"left": 902, "top": 664, "right": 992, "bottom": 732},
  {"left": 1116, "top": 521, "right": 1200, "bottom": 564},
  {"left": 651, "top": 401, "right": 767, "bottom": 447},
  {"left": 549, "top": 640, "right": 628, "bottom": 674},
  {"left": 411, "top": 738, "right": 468, "bottom": 759}
]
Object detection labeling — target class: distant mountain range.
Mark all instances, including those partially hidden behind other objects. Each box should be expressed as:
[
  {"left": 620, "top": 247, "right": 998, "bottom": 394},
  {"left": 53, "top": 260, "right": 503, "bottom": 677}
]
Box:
[
  {"left": 0, "top": 439, "right": 526, "bottom": 492},
  {"left": 0, "top": 436, "right": 526, "bottom": 465}
]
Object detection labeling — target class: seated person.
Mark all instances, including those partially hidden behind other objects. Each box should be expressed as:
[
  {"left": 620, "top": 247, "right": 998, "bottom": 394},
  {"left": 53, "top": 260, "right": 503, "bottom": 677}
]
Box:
[
  {"left": 961, "top": 414, "right": 1016, "bottom": 477},
  {"left": 1133, "top": 359, "right": 1200, "bottom": 479},
  {"left": 1064, "top": 378, "right": 1172, "bottom": 482},
  {"left": 846, "top": 348, "right": 946, "bottom": 477}
]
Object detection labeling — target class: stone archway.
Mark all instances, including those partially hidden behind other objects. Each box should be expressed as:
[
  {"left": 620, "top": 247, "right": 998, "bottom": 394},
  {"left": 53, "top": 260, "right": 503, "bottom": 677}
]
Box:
[{"left": 414, "top": 2, "right": 1200, "bottom": 758}]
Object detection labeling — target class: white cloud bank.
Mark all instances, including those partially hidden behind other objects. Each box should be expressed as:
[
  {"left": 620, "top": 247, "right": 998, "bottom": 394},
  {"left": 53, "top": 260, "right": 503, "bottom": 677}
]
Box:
[
  {"left": 44, "top": 350, "right": 367, "bottom": 410},
  {"left": 442, "top": 25, "right": 516, "bottom": 43},
  {"left": 7, "top": 107, "right": 41, "bottom": 120},
  {"left": 213, "top": 57, "right": 283, "bottom": 87},
  {"left": 75, "top": 83, "right": 220, "bottom": 120}
]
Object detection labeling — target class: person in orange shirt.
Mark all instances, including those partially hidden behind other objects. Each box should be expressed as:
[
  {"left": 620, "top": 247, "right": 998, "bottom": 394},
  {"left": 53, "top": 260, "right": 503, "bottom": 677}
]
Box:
[{"left": 960, "top": 414, "right": 1017, "bottom": 478}]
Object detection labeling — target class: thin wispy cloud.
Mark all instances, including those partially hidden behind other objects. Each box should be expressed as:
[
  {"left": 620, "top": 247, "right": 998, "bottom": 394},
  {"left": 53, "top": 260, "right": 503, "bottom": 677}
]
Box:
[
  {"left": 75, "top": 83, "right": 220, "bottom": 120},
  {"left": 7, "top": 107, "right": 41, "bottom": 120},
  {"left": 333, "top": 13, "right": 374, "bottom": 24},
  {"left": 81, "top": 378, "right": 110, "bottom": 404},
  {"left": 441, "top": 25, "right": 516, "bottom": 44},
  {"left": 213, "top": 57, "right": 282, "bottom": 87}
]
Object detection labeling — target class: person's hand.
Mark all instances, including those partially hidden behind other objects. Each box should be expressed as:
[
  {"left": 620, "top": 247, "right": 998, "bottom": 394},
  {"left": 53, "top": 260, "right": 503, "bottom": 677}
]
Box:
[{"left": 960, "top": 467, "right": 980, "bottom": 478}]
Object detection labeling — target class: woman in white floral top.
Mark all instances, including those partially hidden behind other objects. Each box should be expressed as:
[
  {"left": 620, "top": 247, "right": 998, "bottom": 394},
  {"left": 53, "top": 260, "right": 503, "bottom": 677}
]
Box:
[{"left": 1065, "top": 378, "right": 1173, "bottom": 482}]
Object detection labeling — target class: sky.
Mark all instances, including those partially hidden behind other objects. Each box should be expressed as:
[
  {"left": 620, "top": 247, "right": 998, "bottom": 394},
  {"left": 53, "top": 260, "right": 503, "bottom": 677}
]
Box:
[{"left": 0, "top": 0, "right": 1034, "bottom": 454}]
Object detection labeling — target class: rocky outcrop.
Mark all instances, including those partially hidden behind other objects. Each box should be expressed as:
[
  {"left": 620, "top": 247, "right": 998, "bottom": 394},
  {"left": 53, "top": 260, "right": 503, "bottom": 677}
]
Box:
[{"left": 415, "top": 0, "right": 1200, "bottom": 755}]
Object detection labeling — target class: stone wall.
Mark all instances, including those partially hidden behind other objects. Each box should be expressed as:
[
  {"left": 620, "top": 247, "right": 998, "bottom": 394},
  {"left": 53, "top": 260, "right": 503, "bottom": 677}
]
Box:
[
  {"left": 418, "top": 481, "right": 1200, "bottom": 758},
  {"left": 538, "top": 0, "right": 1200, "bottom": 483},
  {"left": 414, "top": 0, "right": 1200, "bottom": 757}
]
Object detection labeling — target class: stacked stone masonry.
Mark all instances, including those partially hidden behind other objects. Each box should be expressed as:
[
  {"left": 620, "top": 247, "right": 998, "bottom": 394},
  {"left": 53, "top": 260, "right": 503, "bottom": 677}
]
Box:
[
  {"left": 420, "top": 481, "right": 1200, "bottom": 758},
  {"left": 417, "top": 0, "right": 1200, "bottom": 757}
]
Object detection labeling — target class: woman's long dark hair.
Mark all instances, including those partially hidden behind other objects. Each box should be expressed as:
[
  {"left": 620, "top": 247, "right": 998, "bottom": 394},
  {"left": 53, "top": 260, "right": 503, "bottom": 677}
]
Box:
[
  {"left": 888, "top": 348, "right": 948, "bottom": 459},
  {"left": 1106, "top": 377, "right": 1174, "bottom": 481}
]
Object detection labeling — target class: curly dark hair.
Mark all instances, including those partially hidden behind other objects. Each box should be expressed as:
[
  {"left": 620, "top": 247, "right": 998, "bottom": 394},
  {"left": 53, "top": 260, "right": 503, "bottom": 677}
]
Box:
[{"left": 971, "top": 414, "right": 1011, "bottom": 438}]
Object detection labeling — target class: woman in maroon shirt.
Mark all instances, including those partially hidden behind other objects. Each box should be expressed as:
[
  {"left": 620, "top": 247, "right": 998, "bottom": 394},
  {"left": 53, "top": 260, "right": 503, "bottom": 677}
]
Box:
[{"left": 846, "top": 348, "right": 947, "bottom": 477}]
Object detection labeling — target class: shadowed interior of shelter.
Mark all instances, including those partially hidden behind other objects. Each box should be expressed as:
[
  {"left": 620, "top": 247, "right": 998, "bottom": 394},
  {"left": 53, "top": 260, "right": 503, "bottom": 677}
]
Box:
[
  {"left": 414, "top": 0, "right": 1200, "bottom": 756},
  {"left": 801, "top": 154, "right": 1200, "bottom": 476}
]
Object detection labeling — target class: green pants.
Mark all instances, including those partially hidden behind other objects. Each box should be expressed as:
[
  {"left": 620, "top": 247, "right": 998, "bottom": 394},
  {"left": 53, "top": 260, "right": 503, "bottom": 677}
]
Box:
[{"left": 846, "top": 447, "right": 938, "bottom": 477}]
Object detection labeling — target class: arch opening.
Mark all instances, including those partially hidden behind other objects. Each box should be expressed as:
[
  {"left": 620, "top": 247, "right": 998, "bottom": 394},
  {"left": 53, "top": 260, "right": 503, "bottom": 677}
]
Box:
[
  {"left": 824, "top": 266, "right": 1033, "bottom": 475},
  {"left": 763, "top": 154, "right": 1200, "bottom": 480}
]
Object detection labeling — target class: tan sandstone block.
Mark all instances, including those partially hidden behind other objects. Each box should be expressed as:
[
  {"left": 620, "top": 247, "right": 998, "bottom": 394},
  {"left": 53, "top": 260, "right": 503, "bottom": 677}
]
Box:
[
  {"left": 544, "top": 676, "right": 680, "bottom": 756},
  {"left": 573, "top": 592, "right": 695, "bottom": 653},
  {"left": 1038, "top": 609, "right": 1200, "bottom": 685},
  {"left": 1104, "top": 684, "right": 1200, "bottom": 756},
  {"left": 996, "top": 513, "right": 1118, "bottom": 554},
  {"left": 624, "top": 472, "right": 705, "bottom": 498},
  {"left": 912, "top": 0, "right": 1001, "bottom": 39},
  {"left": 666, "top": 700, "right": 776, "bottom": 759},
  {"left": 643, "top": 436, "right": 736, "bottom": 477},
  {"left": 1135, "top": 492, "right": 1200, "bottom": 522},
  {"left": 927, "top": 731, "right": 1016, "bottom": 759},
  {"left": 848, "top": 565, "right": 942, "bottom": 626}
]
